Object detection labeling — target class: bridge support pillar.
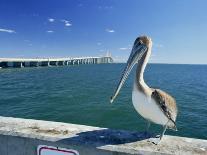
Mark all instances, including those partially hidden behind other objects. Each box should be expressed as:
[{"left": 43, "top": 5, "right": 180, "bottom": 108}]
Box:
[
  {"left": 50, "top": 61, "right": 58, "bottom": 66},
  {"left": 40, "top": 61, "right": 49, "bottom": 67},
  {"left": 7, "top": 62, "right": 23, "bottom": 68},
  {"left": 58, "top": 61, "right": 64, "bottom": 66}
]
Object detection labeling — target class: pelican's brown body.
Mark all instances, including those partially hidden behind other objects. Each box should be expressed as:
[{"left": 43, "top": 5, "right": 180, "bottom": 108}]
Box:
[{"left": 151, "top": 89, "right": 177, "bottom": 129}]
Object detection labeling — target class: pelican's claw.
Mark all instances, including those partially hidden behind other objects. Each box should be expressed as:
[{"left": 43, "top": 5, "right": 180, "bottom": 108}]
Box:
[{"left": 147, "top": 136, "right": 161, "bottom": 145}]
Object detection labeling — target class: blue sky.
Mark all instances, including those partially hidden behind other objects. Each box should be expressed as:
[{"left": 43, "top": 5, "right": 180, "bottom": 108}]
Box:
[{"left": 0, "top": 0, "right": 207, "bottom": 64}]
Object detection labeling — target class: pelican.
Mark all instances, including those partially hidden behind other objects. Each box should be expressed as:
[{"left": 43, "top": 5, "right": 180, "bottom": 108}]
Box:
[{"left": 110, "top": 36, "right": 178, "bottom": 144}]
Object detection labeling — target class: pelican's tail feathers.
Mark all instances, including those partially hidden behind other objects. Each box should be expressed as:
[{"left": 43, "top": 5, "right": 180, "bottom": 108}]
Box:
[{"left": 168, "top": 121, "right": 177, "bottom": 131}]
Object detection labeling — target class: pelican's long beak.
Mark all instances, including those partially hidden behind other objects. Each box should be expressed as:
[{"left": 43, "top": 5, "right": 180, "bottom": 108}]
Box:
[{"left": 110, "top": 41, "right": 148, "bottom": 103}]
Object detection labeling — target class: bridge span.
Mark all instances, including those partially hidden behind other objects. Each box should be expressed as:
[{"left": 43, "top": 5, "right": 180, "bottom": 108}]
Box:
[{"left": 0, "top": 56, "right": 113, "bottom": 68}]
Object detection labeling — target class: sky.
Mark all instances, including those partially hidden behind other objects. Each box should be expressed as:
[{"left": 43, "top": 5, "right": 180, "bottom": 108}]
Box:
[{"left": 0, "top": 0, "right": 207, "bottom": 64}]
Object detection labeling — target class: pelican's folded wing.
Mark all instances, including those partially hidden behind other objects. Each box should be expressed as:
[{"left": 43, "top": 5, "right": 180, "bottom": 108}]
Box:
[{"left": 151, "top": 89, "right": 178, "bottom": 127}]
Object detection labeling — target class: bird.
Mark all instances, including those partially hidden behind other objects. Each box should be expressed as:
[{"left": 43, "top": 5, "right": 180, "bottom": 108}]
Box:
[{"left": 110, "top": 36, "right": 178, "bottom": 144}]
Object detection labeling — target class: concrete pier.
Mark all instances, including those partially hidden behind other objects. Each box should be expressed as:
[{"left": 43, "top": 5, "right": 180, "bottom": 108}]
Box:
[
  {"left": 0, "top": 116, "right": 206, "bottom": 155},
  {"left": 0, "top": 56, "right": 113, "bottom": 69}
]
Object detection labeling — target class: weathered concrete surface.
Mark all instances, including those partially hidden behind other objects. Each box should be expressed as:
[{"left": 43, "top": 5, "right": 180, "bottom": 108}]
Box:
[{"left": 0, "top": 116, "right": 206, "bottom": 155}]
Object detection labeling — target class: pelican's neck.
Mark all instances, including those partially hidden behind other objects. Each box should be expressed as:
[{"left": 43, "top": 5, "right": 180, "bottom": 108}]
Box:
[{"left": 135, "top": 47, "right": 151, "bottom": 92}]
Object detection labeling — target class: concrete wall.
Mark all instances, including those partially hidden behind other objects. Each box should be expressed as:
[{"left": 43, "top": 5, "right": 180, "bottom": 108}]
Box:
[{"left": 0, "top": 116, "right": 206, "bottom": 155}]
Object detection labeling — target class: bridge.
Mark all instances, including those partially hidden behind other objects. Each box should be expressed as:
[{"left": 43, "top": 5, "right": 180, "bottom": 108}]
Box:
[{"left": 0, "top": 56, "right": 113, "bottom": 68}]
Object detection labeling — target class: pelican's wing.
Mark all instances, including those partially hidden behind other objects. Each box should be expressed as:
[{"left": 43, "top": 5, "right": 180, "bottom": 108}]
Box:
[{"left": 151, "top": 89, "right": 178, "bottom": 126}]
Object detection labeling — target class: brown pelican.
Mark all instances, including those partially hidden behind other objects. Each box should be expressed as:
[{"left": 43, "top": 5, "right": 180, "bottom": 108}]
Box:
[{"left": 110, "top": 36, "right": 177, "bottom": 144}]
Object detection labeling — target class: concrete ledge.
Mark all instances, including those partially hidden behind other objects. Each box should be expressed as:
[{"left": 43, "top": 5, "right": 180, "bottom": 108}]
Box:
[{"left": 0, "top": 116, "right": 206, "bottom": 155}]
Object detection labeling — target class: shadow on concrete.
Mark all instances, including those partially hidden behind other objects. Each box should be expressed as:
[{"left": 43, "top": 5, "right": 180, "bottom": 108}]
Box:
[{"left": 58, "top": 128, "right": 154, "bottom": 147}]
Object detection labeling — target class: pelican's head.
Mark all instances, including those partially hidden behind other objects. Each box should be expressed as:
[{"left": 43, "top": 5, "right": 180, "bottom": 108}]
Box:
[{"left": 110, "top": 35, "right": 152, "bottom": 103}]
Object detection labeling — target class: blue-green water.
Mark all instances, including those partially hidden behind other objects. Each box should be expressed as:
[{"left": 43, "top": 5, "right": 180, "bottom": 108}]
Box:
[{"left": 0, "top": 64, "right": 207, "bottom": 139}]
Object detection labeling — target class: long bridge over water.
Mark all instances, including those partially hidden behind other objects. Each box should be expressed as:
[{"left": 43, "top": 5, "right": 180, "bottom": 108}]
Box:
[{"left": 0, "top": 56, "right": 113, "bottom": 68}]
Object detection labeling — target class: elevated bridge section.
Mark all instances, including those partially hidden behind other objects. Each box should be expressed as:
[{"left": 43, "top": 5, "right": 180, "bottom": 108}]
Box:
[{"left": 0, "top": 56, "right": 113, "bottom": 68}]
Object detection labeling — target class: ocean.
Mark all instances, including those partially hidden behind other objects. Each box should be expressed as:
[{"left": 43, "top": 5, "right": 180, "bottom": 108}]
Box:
[{"left": 0, "top": 64, "right": 206, "bottom": 139}]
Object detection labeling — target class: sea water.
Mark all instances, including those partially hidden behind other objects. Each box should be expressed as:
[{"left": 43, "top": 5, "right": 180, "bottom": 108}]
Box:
[{"left": 0, "top": 64, "right": 206, "bottom": 139}]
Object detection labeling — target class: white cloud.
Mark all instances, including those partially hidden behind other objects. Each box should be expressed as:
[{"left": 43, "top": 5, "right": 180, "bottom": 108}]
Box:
[
  {"left": 48, "top": 18, "right": 55, "bottom": 22},
  {"left": 47, "top": 30, "right": 54, "bottom": 33},
  {"left": 0, "top": 28, "right": 16, "bottom": 33},
  {"left": 61, "top": 19, "right": 72, "bottom": 27},
  {"left": 119, "top": 47, "right": 131, "bottom": 51},
  {"left": 97, "top": 42, "right": 102, "bottom": 45},
  {"left": 65, "top": 23, "right": 72, "bottom": 26},
  {"left": 106, "top": 29, "right": 115, "bottom": 33}
]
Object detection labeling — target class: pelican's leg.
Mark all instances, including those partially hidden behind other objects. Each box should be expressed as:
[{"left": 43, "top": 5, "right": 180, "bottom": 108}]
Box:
[
  {"left": 148, "top": 122, "right": 168, "bottom": 145},
  {"left": 159, "top": 124, "right": 167, "bottom": 140},
  {"left": 144, "top": 120, "right": 151, "bottom": 136},
  {"left": 146, "top": 120, "right": 151, "bottom": 132}
]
